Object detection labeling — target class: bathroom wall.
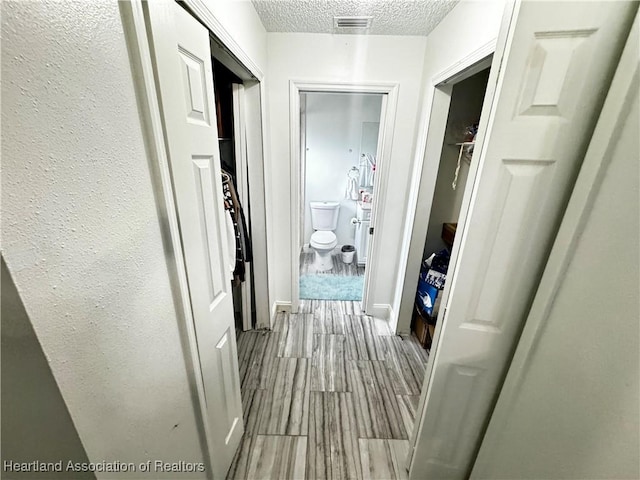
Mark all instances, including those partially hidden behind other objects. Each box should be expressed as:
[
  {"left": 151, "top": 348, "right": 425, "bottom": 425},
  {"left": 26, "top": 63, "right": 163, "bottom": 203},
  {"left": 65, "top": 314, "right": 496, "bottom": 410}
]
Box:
[
  {"left": 423, "top": 69, "right": 490, "bottom": 257},
  {"left": 303, "top": 92, "right": 382, "bottom": 246},
  {"left": 266, "top": 33, "right": 428, "bottom": 307}
]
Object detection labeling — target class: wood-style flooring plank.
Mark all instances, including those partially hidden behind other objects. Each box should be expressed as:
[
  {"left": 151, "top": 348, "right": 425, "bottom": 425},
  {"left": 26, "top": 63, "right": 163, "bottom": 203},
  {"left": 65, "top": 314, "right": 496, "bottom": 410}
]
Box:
[
  {"left": 397, "top": 395, "right": 420, "bottom": 438},
  {"left": 237, "top": 331, "right": 279, "bottom": 390},
  {"left": 347, "top": 360, "right": 407, "bottom": 439},
  {"left": 307, "top": 391, "right": 362, "bottom": 480},
  {"left": 385, "top": 336, "right": 426, "bottom": 396},
  {"left": 244, "top": 435, "right": 307, "bottom": 480},
  {"left": 258, "top": 357, "right": 310, "bottom": 435},
  {"left": 401, "top": 333, "right": 429, "bottom": 364},
  {"left": 275, "top": 313, "right": 313, "bottom": 358},
  {"left": 311, "top": 334, "right": 348, "bottom": 392},
  {"left": 312, "top": 301, "right": 346, "bottom": 334},
  {"left": 345, "top": 315, "right": 389, "bottom": 361},
  {"left": 359, "top": 439, "right": 409, "bottom": 480}
]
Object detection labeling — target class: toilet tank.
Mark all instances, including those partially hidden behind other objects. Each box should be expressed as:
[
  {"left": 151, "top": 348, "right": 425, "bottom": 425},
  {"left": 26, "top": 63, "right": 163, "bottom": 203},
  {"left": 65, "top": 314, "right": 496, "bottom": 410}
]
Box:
[{"left": 310, "top": 201, "right": 340, "bottom": 230}]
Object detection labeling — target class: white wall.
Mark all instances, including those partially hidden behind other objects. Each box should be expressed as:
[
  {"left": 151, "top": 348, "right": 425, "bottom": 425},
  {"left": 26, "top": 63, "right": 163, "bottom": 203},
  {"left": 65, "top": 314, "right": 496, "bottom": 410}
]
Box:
[
  {"left": 303, "top": 93, "right": 382, "bottom": 246},
  {"left": 266, "top": 33, "right": 427, "bottom": 306},
  {"left": 472, "top": 69, "right": 639, "bottom": 480},
  {"left": 2, "top": 1, "right": 207, "bottom": 476},
  {"left": 423, "top": 69, "right": 490, "bottom": 257},
  {"left": 2, "top": 259, "right": 94, "bottom": 479},
  {"left": 200, "top": 0, "right": 267, "bottom": 75},
  {"left": 393, "top": 0, "right": 506, "bottom": 333}
]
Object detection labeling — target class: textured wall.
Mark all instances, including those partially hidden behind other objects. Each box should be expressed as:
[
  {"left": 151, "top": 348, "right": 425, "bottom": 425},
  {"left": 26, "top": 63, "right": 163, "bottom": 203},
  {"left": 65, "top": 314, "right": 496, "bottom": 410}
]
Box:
[
  {"left": 1, "top": 1, "right": 206, "bottom": 477},
  {"left": 2, "top": 258, "right": 95, "bottom": 480},
  {"left": 266, "top": 32, "right": 427, "bottom": 307},
  {"left": 304, "top": 93, "right": 382, "bottom": 246}
]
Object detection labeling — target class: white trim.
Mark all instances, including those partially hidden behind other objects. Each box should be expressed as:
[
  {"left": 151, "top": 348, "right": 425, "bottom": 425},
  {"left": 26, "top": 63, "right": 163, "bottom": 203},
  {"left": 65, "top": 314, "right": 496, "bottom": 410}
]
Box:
[
  {"left": 289, "top": 80, "right": 399, "bottom": 314},
  {"left": 432, "top": 39, "right": 497, "bottom": 86},
  {"left": 120, "top": 0, "right": 215, "bottom": 472},
  {"left": 471, "top": 13, "right": 639, "bottom": 475},
  {"left": 182, "top": 0, "right": 264, "bottom": 81},
  {"left": 258, "top": 80, "right": 277, "bottom": 330},
  {"left": 242, "top": 80, "right": 272, "bottom": 330},
  {"left": 369, "top": 303, "right": 393, "bottom": 321},
  {"left": 274, "top": 301, "right": 292, "bottom": 314},
  {"left": 232, "top": 84, "right": 253, "bottom": 332}
]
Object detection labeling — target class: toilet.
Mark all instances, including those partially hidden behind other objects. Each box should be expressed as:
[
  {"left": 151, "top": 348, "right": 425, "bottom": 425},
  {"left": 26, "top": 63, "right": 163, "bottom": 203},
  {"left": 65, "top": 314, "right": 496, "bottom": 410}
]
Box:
[{"left": 309, "top": 201, "right": 340, "bottom": 272}]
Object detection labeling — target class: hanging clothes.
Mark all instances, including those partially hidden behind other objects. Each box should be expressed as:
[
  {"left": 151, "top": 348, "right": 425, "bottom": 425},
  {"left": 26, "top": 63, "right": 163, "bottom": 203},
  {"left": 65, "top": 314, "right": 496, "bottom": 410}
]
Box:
[{"left": 221, "top": 170, "right": 252, "bottom": 284}]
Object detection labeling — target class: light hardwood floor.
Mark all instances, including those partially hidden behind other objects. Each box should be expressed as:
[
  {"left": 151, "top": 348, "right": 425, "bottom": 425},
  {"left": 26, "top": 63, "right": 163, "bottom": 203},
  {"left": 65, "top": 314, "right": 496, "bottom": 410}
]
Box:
[{"left": 228, "top": 300, "right": 428, "bottom": 480}]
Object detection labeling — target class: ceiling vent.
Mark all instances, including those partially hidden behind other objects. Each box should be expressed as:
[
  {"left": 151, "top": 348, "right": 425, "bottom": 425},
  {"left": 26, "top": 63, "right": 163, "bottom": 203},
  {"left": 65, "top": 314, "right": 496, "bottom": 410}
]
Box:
[{"left": 333, "top": 16, "right": 373, "bottom": 30}]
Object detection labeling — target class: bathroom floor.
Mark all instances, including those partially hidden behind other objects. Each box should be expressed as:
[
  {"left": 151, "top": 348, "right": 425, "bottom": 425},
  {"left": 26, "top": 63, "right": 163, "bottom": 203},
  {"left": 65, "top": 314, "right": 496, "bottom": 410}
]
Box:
[
  {"left": 227, "top": 299, "right": 428, "bottom": 480},
  {"left": 299, "top": 250, "right": 365, "bottom": 276}
]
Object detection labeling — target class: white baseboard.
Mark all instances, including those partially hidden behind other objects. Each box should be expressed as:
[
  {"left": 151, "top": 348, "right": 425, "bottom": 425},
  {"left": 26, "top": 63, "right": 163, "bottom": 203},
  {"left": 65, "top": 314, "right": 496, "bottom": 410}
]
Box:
[
  {"left": 267, "top": 301, "right": 291, "bottom": 330},
  {"left": 369, "top": 303, "right": 392, "bottom": 320},
  {"left": 274, "top": 301, "right": 292, "bottom": 313}
]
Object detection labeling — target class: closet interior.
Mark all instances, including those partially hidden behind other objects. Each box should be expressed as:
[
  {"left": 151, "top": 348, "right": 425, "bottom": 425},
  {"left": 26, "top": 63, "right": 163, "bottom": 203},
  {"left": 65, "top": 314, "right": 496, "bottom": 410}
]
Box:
[
  {"left": 212, "top": 58, "right": 256, "bottom": 334},
  {"left": 412, "top": 67, "right": 491, "bottom": 348}
]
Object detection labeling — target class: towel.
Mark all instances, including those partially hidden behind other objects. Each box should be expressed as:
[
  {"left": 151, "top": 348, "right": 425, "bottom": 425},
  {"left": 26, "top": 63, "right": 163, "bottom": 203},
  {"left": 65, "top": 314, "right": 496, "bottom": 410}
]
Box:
[{"left": 345, "top": 177, "right": 359, "bottom": 200}]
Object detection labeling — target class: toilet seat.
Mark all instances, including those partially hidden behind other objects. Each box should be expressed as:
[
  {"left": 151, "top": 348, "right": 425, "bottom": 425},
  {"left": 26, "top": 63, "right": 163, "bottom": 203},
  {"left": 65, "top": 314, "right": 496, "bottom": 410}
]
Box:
[{"left": 310, "top": 230, "right": 337, "bottom": 249}]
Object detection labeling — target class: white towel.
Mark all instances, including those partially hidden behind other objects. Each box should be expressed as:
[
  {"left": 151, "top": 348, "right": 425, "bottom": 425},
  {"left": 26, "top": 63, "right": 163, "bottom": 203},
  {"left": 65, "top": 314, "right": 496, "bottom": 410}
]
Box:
[{"left": 345, "top": 177, "right": 359, "bottom": 200}]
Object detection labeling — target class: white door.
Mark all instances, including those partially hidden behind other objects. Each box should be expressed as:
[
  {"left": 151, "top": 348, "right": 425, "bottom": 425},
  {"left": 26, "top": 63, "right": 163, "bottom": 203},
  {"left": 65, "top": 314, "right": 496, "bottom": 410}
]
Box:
[
  {"left": 232, "top": 83, "right": 253, "bottom": 331},
  {"left": 409, "top": 1, "right": 638, "bottom": 479},
  {"left": 145, "top": 2, "right": 243, "bottom": 477}
]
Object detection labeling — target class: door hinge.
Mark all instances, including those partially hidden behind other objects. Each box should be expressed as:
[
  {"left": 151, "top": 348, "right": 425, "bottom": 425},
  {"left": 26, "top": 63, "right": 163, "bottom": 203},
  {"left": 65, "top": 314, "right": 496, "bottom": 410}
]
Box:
[{"left": 369, "top": 227, "right": 374, "bottom": 235}]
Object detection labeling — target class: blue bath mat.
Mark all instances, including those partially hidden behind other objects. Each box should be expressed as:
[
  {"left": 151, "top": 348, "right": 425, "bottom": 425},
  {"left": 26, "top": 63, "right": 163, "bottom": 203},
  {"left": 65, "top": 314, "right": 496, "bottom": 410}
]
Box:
[{"left": 299, "top": 274, "right": 364, "bottom": 301}]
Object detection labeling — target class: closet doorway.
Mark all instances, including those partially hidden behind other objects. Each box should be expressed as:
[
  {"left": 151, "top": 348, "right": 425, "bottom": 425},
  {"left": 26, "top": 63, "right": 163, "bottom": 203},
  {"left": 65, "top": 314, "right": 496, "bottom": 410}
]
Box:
[
  {"left": 289, "top": 82, "right": 399, "bottom": 315},
  {"left": 409, "top": 67, "right": 491, "bottom": 348},
  {"left": 298, "top": 92, "right": 383, "bottom": 304},
  {"left": 212, "top": 59, "right": 256, "bottom": 333}
]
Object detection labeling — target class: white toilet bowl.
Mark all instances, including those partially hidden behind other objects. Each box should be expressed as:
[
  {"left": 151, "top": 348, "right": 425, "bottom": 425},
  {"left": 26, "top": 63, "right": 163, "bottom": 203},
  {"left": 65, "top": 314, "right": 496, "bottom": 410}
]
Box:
[{"left": 310, "top": 230, "right": 337, "bottom": 271}]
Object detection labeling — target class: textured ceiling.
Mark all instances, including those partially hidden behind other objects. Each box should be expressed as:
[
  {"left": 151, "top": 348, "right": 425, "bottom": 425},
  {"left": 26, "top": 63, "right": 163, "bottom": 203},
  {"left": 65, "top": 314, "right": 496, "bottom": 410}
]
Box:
[{"left": 251, "top": 0, "right": 459, "bottom": 36}]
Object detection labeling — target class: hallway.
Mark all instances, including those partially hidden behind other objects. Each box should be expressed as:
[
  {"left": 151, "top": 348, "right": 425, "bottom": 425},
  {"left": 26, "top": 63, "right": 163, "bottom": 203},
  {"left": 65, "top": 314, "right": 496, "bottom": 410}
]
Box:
[{"left": 228, "top": 300, "right": 428, "bottom": 479}]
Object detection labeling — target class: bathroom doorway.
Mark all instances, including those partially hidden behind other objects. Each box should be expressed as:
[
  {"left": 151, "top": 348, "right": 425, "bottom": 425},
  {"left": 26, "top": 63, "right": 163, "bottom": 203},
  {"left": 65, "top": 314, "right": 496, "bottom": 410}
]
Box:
[
  {"left": 289, "top": 82, "right": 398, "bottom": 314},
  {"left": 299, "top": 92, "right": 383, "bottom": 302}
]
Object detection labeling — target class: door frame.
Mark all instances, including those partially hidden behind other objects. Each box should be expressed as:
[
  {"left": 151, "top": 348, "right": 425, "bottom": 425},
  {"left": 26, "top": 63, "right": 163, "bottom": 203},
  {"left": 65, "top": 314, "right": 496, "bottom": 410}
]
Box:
[
  {"left": 120, "top": 0, "right": 270, "bottom": 474},
  {"left": 402, "top": 44, "right": 498, "bottom": 473},
  {"left": 231, "top": 83, "right": 254, "bottom": 331},
  {"left": 184, "top": 0, "right": 275, "bottom": 330},
  {"left": 392, "top": 38, "right": 497, "bottom": 335},
  {"left": 289, "top": 81, "right": 399, "bottom": 314},
  {"left": 395, "top": 32, "right": 504, "bottom": 476}
]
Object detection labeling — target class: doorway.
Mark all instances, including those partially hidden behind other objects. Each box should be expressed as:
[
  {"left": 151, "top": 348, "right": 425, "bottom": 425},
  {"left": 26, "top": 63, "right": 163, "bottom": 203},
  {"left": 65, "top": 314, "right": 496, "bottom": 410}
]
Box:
[
  {"left": 298, "top": 92, "right": 383, "bottom": 303},
  {"left": 211, "top": 59, "right": 256, "bottom": 333},
  {"left": 410, "top": 68, "right": 491, "bottom": 348},
  {"left": 289, "top": 82, "right": 399, "bottom": 316}
]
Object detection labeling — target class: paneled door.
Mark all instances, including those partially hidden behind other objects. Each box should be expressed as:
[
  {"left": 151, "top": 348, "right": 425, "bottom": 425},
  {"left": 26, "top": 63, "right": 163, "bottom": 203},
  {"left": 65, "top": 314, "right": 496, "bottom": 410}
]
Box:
[
  {"left": 145, "top": 2, "right": 243, "bottom": 477},
  {"left": 410, "top": 1, "right": 638, "bottom": 478}
]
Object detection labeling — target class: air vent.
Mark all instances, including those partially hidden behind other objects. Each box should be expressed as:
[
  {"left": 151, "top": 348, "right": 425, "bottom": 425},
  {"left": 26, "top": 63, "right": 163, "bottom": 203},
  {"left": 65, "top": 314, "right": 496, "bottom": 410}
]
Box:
[{"left": 333, "top": 16, "right": 373, "bottom": 29}]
